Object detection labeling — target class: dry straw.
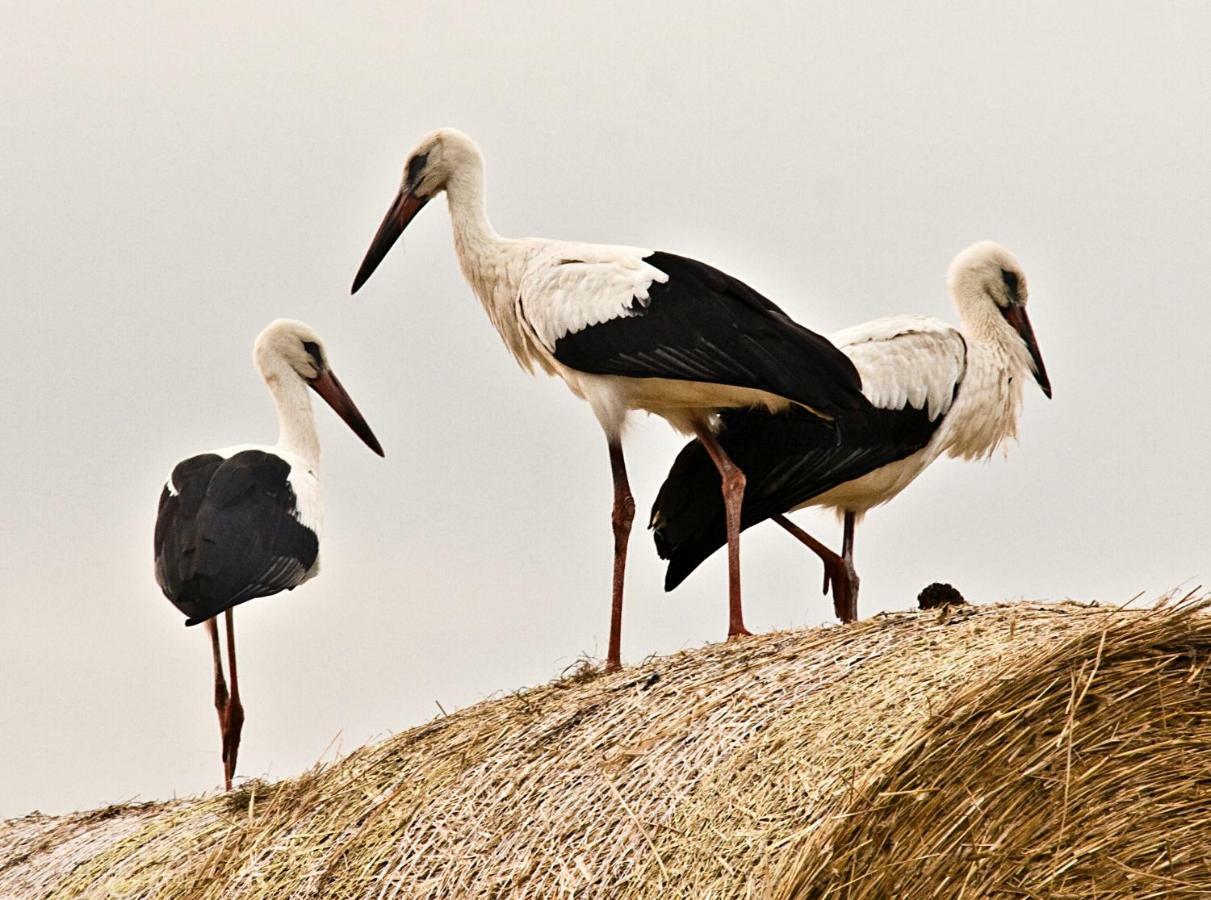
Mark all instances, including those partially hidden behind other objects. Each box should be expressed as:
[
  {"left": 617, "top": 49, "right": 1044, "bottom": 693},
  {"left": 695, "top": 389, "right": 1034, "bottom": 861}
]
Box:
[{"left": 3, "top": 598, "right": 1208, "bottom": 898}]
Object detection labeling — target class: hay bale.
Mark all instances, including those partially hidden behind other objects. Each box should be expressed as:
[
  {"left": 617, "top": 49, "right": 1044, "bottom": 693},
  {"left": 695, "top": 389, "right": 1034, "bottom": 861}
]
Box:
[{"left": 3, "top": 599, "right": 1209, "bottom": 898}]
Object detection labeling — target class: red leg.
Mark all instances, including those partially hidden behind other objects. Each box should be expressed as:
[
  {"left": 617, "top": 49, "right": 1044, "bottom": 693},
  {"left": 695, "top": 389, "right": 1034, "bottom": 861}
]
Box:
[
  {"left": 205, "top": 617, "right": 229, "bottom": 785},
  {"left": 772, "top": 514, "right": 857, "bottom": 623},
  {"left": 221, "top": 608, "right": 244, "bottom": 791},
  {"left": 841, "top": 511, "right": 860, "bottom": 621},
  {"left": 605, "top": 439, "right": 634, "bottom": 672},
  {"left": 693, "top": 424, "right": 751, "bottom": 639}
]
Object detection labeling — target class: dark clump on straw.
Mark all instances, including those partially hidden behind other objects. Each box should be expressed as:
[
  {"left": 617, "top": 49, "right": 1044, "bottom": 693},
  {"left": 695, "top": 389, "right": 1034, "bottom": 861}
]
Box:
[
  {"left": 918, "top": 581, "right": 967, "bottom": 608},
  {"left": 2, "top": 598, "right": 1208, "bottom": 899}
]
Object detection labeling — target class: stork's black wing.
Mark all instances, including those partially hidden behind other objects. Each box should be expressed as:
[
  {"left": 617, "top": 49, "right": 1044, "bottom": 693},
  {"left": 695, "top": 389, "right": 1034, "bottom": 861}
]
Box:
[
  {"left": 154, "top": 450, "right": 318, "bottom": 625},
  {"left": 650, "top": 403, "right": 942, "bottom": 591},
  {"left": 551, "top": 251, "right": 867, "bottom": 417}
]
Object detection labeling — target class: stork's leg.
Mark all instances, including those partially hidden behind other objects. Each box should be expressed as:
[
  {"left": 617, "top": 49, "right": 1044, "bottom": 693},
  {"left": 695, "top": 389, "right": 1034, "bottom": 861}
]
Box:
[
  {"left": 205, "top": 617, "right": 229, "bottom": 773},
  {"left": 693, "top": 424, "right": 751, "bottom": 639},
  {"left": 772, "top": 514, "right": 857, "bottom": 623},
  {"left": 221, "top": 608, "right": 244, "bottom": 791},
  {"left": 605, "top": 439, "right": 634, "bottom": 672},
  {"left": 841, "top": 511, "right": 860, "bottom": 621}
]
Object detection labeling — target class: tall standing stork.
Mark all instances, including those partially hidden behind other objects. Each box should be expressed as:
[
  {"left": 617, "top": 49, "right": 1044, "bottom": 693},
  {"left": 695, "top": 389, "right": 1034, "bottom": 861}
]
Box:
[
  {"left": 154, "top": 319, "right": 383, "bottom": 790},
  {"left": 651, "top": 241, "right": 1051, "bottom": 619},
  {"left": 351, "top": 128, "right": 867, "bottom": 669}
]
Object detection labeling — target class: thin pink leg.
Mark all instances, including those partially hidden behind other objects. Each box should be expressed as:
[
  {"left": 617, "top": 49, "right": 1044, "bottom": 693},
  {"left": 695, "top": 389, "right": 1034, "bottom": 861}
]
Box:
[
  {"left": 693, "top": 424, "right": 751, "bottom": 639},
  {"left": 772, "top": 514, "right": 858, "bottom": 623},
  {"left": 205, "top": 616, "right": 230, "bottom": 785},
  {"left": 841, "top": 511, "right": 860, "bottom": 620},
  {"left": 605, "top": 439, "right": 634, "bottom": 672},
  {"left": 221, "top": 608, "right": 245, "bottom": 791}
]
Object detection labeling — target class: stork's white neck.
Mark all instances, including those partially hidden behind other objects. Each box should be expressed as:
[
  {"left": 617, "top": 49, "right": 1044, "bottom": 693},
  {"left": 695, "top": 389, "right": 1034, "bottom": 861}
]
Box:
[
  {"left": 439, "top": 150, "right": 551, "bottom": 373},
  {"left": 265, "top": 370, "right": 321, "bottom": 468},
  {"left": 945, "top": 284, "right": 1034, "bottom": 461},
  {"left": 445, "top": 157, "right": 503, "bottom": 256}
]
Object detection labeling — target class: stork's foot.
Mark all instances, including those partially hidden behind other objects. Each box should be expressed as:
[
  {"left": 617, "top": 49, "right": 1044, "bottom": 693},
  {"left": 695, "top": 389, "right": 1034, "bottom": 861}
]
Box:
[
  {"left": 727, "top": 625, "right": 753, "bottom": 640},
  {"left": 823, "top": 559, "right": 860, "bottom": 623},
  {"left": 221, "top": 698, "right": 245, "bottom": 791}
]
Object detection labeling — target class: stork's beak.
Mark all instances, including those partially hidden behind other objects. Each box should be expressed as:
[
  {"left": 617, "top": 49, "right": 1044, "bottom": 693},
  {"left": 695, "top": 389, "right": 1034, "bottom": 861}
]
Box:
[
  {"left": 308, "top": 370, "right": 385, "bottom": 456},
  {"left": 1001, "top": 305, "right": 1052, "bottom": 398},
  {"left": 351, "top": 189, "right": 430, "bottom": 294}
]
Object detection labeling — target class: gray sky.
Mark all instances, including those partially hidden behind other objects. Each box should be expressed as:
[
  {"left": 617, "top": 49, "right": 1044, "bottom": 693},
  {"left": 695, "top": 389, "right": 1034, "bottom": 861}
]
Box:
[{"left": 3, "top": 1, "right": 1209, "bottom": 819}]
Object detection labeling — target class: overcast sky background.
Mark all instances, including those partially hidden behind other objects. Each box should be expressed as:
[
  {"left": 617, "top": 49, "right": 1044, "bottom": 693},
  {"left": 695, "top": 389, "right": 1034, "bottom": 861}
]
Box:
[{"left": 3, "top": 2, "right": 1209, "bottom": 819}]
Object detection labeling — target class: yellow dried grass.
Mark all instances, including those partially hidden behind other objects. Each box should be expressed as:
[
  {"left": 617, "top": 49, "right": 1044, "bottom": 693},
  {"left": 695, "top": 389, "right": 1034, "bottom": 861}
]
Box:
[{"left": 2, "top": 598, "right": 1208, "bottom": 899}]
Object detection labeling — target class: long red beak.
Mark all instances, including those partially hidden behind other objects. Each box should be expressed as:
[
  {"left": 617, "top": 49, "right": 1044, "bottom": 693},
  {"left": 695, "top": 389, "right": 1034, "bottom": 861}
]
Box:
[
  {"left": 1001, "top": 305, "right": 1052, "bottom": 398},
  {"left": 308, "top": 370, "right": 385, "bottom": 456},
  {"left": 351, "top": 189, "right": 430, "bottom": 294}
]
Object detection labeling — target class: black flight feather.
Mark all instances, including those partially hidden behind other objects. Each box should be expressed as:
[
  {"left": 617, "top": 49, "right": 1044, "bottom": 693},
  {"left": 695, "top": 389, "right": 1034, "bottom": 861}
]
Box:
[{"left": 551, "top": 251, "right": 868, "bottom": 417}]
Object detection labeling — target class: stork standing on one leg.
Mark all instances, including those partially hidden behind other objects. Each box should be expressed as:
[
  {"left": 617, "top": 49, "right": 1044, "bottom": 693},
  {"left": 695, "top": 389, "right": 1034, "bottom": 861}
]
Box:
[
  {"left": 154, "top": 319, "right": 383, "bottom": 790},
  {"left": 651, "top": 241, "right": 1051, "bottom": 619},
  {"left": 350, "top": 128, "right": 868, "bottom": 669}
]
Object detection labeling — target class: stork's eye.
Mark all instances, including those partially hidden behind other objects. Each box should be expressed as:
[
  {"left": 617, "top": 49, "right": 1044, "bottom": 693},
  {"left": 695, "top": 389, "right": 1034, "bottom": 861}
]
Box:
[
  {"left": 1001, "top": 268, "right": 1020, "bottom": 298},
  {"left": 302, "top": 340, "right": 324, "bottom": 370},
  {"left": 406, "top": 152, "right": 429, "bottom": 189}
]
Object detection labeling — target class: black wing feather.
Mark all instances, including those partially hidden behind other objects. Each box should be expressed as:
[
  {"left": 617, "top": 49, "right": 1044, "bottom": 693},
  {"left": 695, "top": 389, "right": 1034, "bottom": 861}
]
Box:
[
  {"left": 154, "top": 450, "right": 319, "bottom": 625},
  {"left": 551, "top": 251, "right": 867, "bottom": 416},
  {"left": 651, "top": 403, "right": 943, "bottom": 590}
]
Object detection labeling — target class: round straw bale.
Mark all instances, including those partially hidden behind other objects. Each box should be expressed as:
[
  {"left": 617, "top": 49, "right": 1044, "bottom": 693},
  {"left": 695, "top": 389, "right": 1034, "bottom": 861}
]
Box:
[{"left": 2, "top": 599, "right": 1207, "bottom": 899}]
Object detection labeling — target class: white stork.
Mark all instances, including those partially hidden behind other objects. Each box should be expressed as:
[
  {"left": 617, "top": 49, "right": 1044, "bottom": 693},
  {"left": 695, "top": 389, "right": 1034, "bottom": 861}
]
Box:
[
  {"left": 350, "top": 128, "right": 867, "bottom": 669},
  {"left": 651, "top": 241, "right": 1051, "bottom": 619},
  {"left": 154, "top": 319, "right": 383, "bottom": 790}
]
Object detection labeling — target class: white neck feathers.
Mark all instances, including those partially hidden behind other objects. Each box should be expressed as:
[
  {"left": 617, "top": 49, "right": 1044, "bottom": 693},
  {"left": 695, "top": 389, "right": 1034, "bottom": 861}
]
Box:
[
  {"left": 262, "top": 365, "right": 321, "bottom": 467},
  {"left": 446, "top": 157, "right": 500, "bottom": 252},
  {"left": 945, "top": 291, "right": 1034, "bottom": 461},
  {"left": 439, "top": 144, "right": 551, "bottom": 374}
]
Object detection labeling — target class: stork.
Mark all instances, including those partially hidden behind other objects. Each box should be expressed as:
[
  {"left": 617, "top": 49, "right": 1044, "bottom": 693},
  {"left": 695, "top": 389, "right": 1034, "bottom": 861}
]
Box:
[
  {"left": 651, "top": 241, "right": 1051, "bottom": 619},
  {"left": 154, "top": 319, "right": 383, "bottom": 790},
  {"left": 350, "top": 128, "right": 867, "bottom": 670}
]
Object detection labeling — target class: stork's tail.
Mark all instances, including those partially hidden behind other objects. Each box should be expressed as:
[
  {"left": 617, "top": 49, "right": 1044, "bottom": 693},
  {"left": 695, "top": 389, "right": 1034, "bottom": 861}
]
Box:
[
  {"left": 651, "top": 403, "right": 930, "bottom": 591},
  {"left": 650, "top": 437, "right": 728, "bottom": 591}
]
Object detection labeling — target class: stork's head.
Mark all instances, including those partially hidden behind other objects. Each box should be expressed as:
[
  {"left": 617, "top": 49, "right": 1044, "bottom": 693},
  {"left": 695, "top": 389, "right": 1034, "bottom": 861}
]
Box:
[
  {"left": 254, "top": 319, "right": 385, "bottom": 456},
  {"left": 351, "top": 128, "right": 483, "bottom": 294},
  {"left": 947, "top": 241, "right": 1052, "bottom": 398}
]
